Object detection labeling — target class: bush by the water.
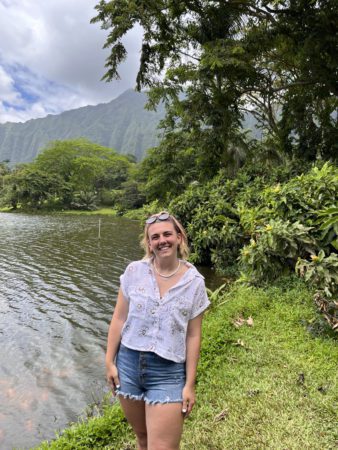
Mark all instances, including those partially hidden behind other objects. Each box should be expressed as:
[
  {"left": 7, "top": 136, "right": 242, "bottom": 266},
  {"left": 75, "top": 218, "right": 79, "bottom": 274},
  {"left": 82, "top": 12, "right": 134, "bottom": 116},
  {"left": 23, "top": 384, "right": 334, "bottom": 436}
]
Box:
[{"left": 167, "top": 162, "right": 338, "bottom": 330}]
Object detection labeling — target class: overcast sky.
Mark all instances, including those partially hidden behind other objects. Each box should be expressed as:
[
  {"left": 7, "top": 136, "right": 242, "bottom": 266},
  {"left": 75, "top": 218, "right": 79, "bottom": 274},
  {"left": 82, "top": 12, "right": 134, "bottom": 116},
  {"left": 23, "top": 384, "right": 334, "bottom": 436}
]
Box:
[{"left": 0, "top": 0, "right": 142, "bottom": 124}]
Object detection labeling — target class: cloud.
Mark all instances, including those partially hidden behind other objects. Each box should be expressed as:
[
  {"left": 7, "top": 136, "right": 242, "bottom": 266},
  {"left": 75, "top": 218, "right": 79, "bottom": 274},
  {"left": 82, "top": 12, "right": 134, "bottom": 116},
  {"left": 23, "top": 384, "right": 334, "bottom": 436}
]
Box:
[
  {"left": 0, "top": 0, "right": 142, "bottom": 123},
  {"left": 0, "top": 62, "right": 89, "bottom": 123}
]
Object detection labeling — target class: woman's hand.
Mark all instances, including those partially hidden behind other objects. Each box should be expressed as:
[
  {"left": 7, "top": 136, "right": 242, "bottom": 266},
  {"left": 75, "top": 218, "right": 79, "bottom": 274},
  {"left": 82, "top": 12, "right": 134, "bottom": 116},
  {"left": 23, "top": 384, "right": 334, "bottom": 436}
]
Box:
[
  {"left": 106, "top": 362, "right": 120, "bottom": 396},
  {"left": 182, "top": 384, "right": 195, "bottom": 417}
]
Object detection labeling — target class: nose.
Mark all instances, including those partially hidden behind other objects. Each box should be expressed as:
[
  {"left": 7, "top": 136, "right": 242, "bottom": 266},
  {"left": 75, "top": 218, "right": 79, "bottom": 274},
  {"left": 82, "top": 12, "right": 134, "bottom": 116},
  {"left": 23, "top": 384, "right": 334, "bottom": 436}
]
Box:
[{"left": 159, "top": 234, "right": 167, "bottom": 244}]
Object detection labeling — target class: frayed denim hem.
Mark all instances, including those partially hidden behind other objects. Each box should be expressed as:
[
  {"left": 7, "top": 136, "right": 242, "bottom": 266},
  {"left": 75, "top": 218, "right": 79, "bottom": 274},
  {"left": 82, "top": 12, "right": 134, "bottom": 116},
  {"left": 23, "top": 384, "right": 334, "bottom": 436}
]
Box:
[
  {"left": 116, "top": 390, "right": 143, "bottom": 401},
  {"left": 116, "top": 391, "right": 182, "bottom": 405},
  {"left": 144, "top": 396, "right": 183, "bottom": 405}
]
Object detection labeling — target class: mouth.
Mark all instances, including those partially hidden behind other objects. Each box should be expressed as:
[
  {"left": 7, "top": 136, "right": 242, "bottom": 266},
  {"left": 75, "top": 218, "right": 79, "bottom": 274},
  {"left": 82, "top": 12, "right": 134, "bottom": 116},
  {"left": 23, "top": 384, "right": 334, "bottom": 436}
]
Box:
[{"left": 158, "top": 245, "right": 171, "bottom": 252}]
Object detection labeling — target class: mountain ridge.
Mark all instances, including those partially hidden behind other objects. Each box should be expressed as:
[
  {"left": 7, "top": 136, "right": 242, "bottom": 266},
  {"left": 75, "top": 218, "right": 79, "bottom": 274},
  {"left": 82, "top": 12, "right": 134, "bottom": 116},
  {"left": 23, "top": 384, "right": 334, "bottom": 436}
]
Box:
[{"left": 0, "top": 89, "right": 165, "bottom": 165}]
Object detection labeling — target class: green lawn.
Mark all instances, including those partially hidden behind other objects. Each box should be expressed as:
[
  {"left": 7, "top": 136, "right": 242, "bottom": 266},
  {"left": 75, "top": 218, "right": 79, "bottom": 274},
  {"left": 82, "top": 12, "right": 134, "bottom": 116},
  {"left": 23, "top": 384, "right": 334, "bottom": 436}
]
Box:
[
  {"left": 0, "top": 207, "right": 120, "bottom": 216},
  {"left": 36, "top": 278, "right": 337, "bottom": 450},
  {"left": 59, "top": 208, "right": 120, "bottom": 216}
]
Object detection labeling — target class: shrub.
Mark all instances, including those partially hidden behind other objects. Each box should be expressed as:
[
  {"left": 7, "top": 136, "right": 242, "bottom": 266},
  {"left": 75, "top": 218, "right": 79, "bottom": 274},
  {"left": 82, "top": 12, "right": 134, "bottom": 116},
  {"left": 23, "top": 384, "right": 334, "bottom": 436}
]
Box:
[
  {"left": 170, "top": 176, "right": 243, "bottom": 272},
  {"left": 115, "top": 180, "right": 146, "bottom": 211},
  {"left": 70, "top": 191, "right": 98, "bottom": 210},
  {"left": 239, "top": 220, "right": 318, "bottom": 283},
  {"left": 296, "top": 251, "right": 338, "bottom": 331},
  {"left": 315, "top": 206, "right": 338, "bottom": 252},
  {"left": 169, "top": 162, "right": 337, "bottom": 329},
  {"left": 253, "top": 163, "right": 337, "bottom": 227},
  {"left": 238, "top": 164, "right": 337, "bottom": 276}
]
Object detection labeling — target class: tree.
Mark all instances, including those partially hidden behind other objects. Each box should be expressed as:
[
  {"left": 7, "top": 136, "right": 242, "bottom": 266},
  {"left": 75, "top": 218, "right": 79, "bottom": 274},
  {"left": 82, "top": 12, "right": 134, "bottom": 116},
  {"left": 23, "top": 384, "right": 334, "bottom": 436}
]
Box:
[
  {"left": 92, "top": 0, "right": 338, "bottom": 172},
  {"left": 0, "top": 161, "right": 10, "bottom": 194},
  {"left": 138, "top": 132, "right": 200, "bottom": 202},
  {"left": 0, "top": 139, "right": 134, "bottom": 210},
  {"left": 35, "top": 138, "right": 132, "bottom": 206},
  {"left": 3, "top": 165, "right": 67, "bottom": 209}
]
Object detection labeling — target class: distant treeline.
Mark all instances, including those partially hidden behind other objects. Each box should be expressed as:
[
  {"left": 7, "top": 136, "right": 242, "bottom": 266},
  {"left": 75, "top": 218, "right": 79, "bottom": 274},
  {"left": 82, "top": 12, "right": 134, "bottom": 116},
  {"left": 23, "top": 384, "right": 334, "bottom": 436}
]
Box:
[{"left": 0, "top": 138, "right": 144, "bottom": 211}]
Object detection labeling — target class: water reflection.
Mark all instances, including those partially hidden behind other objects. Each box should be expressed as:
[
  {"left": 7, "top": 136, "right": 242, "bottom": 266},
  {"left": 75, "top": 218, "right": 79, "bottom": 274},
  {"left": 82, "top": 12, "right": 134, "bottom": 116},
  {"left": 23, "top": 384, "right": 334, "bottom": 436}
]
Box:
[
  {"left": 0, "top": 213, "right": 143, "bottom": 449},
  {"left": 0, "top": 213, "right": 222, "bottom": 449}
]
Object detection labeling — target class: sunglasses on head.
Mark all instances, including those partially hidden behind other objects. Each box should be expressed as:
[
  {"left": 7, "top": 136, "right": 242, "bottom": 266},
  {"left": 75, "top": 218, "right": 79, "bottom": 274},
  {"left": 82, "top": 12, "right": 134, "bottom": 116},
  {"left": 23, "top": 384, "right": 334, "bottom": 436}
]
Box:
[{"left": 146, "top": 212, "right": 170, "bottom": 224}]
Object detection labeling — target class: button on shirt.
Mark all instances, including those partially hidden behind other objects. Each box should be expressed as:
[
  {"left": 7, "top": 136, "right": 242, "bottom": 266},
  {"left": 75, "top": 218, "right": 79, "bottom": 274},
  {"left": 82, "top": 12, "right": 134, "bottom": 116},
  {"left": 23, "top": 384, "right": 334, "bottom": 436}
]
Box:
[{"left": 119, "top": 259, "right": 210, "bottom": 363}]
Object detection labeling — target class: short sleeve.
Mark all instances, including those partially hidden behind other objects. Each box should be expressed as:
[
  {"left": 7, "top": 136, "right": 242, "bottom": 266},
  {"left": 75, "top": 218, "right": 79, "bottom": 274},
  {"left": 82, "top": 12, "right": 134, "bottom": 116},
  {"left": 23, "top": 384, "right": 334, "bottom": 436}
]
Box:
[
  {"left": 190, "top": 278, "right": 210, "bottom": 319},
  {"left": 119, "top": 262, "right": 135, "bottom": 302}
]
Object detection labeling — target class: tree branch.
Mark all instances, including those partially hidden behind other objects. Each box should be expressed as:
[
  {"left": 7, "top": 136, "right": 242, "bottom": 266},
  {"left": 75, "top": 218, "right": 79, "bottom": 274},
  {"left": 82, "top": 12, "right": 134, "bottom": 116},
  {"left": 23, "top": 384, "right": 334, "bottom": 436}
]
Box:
[
  {"left": 271, "top": 80, "right": 321, "bottom": 93},
  {"left": 247, "top": 4, "right": 276, "bottom": 22},
  {"left": 177, "top": 49, "right": 201, "bottom": 62}
]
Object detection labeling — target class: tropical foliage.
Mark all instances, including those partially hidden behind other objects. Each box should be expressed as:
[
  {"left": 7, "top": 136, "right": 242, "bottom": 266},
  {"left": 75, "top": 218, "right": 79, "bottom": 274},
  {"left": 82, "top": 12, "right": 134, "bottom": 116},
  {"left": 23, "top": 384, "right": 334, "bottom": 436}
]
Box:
[
  {"left": 296, "top": 251, "right": 338, "bottom": 331},
  {"left": 168, "top": 163, "right": 338, "bottom": 329},
  {"left": 0, "top": 139, "right": 134, "bottom": 210},
  {"left": 93, "top": 0, "right": 337, "bottom": 192}
]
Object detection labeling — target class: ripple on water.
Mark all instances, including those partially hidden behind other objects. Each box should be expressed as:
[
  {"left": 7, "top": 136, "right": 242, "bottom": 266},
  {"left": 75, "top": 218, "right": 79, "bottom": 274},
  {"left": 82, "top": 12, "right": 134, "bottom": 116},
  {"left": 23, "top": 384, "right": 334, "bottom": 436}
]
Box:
[{"left": 0, "top": 213, "right": 142, "bottom": 449}]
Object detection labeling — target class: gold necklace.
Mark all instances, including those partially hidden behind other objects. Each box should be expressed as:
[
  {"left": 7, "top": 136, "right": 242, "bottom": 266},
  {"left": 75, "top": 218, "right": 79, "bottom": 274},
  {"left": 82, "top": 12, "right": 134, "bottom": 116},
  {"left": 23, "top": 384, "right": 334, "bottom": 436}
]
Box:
[{"left": 153, "top": 260, "right": 181, "bottom": 278}]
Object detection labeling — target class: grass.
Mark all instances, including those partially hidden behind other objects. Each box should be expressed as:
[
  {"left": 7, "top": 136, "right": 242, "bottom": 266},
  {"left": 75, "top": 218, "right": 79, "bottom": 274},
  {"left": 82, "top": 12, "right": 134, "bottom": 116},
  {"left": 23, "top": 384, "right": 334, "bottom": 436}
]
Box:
[
  {"left": 0, "top": 206, "right": 13, "bottom": 212},
  {"left": 35, "top": 278, "right": 337, "bottom": 450},
  {"left": 0, "top": 207, "right": 120, "bottom": 216},
  {"left": 0, "top": 206, "right": 144, "bottom": 219},
  {"left": 59, "top": 208, "right": 120, "bottom": 216},
  {"left": 35, "top": 403, "right": 131, "bottom": 450},
  {"left": 183, "top": 278, "right": 337, "bottom": 450}
]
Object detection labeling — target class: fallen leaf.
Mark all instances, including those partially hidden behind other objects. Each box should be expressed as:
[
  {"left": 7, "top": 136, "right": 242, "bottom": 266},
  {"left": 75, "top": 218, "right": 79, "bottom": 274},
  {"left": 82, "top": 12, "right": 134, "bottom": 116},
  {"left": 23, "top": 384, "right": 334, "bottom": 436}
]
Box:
[
  {"left": 233, "top": 316, "right": 245, "bottom": 328},
  {"left": 231, "top": 339, "right": 252, "bottom": 350},
  {"left": 214, "top": 408, "right": 228, "bottom": 422},
  {"left": 297, "top": 373, "right": 305, "bottom": 385},
  {"left": 247, "top": 389, "right": 260, "bottom": 397},
  {"left": 246, "top": 316, "right": 254, "bottom": 326},
  {"left": 317, "top": 385, "right": 328, "bottom": 394},
  {"left": 233, "top": 316, "right": 254, "bottom": 327}
]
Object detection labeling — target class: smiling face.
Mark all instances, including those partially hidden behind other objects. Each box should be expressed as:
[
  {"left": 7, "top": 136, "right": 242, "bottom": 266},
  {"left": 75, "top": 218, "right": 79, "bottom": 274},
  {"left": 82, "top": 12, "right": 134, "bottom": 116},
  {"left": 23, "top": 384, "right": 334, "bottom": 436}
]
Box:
[{"left": 147, "top": 221, "right": 182, "bottom": 261}]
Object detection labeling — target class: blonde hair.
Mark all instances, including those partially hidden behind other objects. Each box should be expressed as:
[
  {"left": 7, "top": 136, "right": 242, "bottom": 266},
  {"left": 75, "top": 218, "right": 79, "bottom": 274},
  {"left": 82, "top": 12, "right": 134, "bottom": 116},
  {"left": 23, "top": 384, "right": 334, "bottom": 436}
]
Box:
[{"left": 141, "top": 211, "right": 190, "bottom": 260}]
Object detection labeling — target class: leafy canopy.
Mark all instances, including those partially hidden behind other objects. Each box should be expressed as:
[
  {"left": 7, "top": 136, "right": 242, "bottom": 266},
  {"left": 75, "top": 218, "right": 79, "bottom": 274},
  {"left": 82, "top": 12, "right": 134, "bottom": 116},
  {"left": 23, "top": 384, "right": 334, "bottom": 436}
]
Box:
[{"left": 92, "top": 0, "right": 338, "bottom": 167}]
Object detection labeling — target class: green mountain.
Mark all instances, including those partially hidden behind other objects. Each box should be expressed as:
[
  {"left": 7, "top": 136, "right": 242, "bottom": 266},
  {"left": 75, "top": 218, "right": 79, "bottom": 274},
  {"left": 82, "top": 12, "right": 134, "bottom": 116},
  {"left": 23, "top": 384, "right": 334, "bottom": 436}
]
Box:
[{"left": 0, "top": 89, "right": 165, "bottom": 165}]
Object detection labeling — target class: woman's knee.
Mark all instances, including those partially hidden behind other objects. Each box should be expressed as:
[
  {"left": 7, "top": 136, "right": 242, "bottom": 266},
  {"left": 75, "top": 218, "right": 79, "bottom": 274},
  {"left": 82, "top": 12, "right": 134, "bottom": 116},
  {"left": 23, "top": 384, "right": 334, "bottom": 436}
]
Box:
[{"left": 135, "top": 429, "right": 148, "bottom": 449}]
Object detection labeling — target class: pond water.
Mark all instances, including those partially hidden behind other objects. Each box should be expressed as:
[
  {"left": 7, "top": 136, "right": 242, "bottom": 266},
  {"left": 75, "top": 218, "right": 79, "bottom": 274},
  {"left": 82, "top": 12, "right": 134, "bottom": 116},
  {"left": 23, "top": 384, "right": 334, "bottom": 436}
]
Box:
[{"left": 0, "top": 213, "right": 221, "bottom": 450}]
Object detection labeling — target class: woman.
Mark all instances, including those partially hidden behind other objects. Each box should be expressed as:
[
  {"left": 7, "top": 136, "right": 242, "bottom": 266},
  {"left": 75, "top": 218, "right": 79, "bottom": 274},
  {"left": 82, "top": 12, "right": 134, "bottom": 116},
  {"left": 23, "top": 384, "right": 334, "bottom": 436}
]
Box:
[{"left": 106, "top": 212, "right": 210, "bottom": 450}]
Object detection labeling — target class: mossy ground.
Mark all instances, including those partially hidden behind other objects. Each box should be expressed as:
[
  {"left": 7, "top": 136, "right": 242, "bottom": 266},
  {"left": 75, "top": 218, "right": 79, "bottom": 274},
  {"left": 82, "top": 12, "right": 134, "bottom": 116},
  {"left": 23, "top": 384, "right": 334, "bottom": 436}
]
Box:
[{"left": 35, "top": 278, "right": 337, "bottom": 450}]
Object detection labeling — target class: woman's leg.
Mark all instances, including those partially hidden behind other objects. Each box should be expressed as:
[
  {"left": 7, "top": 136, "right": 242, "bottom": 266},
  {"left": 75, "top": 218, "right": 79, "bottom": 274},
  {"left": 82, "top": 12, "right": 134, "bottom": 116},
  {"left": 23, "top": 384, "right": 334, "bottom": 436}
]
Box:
[
  {"left": 145, "top": 403, "right": 184, "bottom": 450},
  {"left": 119, "top": 397, "right": 148, "bottom": 450}
]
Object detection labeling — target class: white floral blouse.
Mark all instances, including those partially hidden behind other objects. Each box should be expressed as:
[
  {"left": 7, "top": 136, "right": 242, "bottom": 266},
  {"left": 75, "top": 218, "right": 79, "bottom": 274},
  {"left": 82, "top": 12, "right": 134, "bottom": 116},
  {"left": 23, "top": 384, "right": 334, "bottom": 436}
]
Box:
[{"left": 119, "top": 259, "right": 210, "bottom": 363}]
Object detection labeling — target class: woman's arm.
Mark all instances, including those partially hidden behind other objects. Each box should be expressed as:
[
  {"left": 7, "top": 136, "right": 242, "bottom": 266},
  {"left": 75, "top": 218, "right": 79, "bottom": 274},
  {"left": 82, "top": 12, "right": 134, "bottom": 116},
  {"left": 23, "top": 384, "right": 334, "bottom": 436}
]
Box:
[
  {"left": 106, "top": 288, "right": 129, "bottom": 392},
  {"left": 182, "top": 313, "right": 204, "bottom": 416}
]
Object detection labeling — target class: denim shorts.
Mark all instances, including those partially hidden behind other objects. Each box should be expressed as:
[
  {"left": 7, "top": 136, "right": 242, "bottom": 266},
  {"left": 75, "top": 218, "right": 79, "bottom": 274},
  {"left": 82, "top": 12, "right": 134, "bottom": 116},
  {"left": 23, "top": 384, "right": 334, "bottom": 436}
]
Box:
[{"left": 115, "top": 344, "right": 186, "bottom": 404}]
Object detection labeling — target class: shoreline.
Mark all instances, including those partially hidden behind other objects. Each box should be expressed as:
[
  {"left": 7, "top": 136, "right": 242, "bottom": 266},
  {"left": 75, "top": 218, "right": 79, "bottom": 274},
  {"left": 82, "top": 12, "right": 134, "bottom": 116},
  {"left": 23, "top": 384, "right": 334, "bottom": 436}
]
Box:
[{"left": 0, "top": 207, "right": 144, "bottom": 220}]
